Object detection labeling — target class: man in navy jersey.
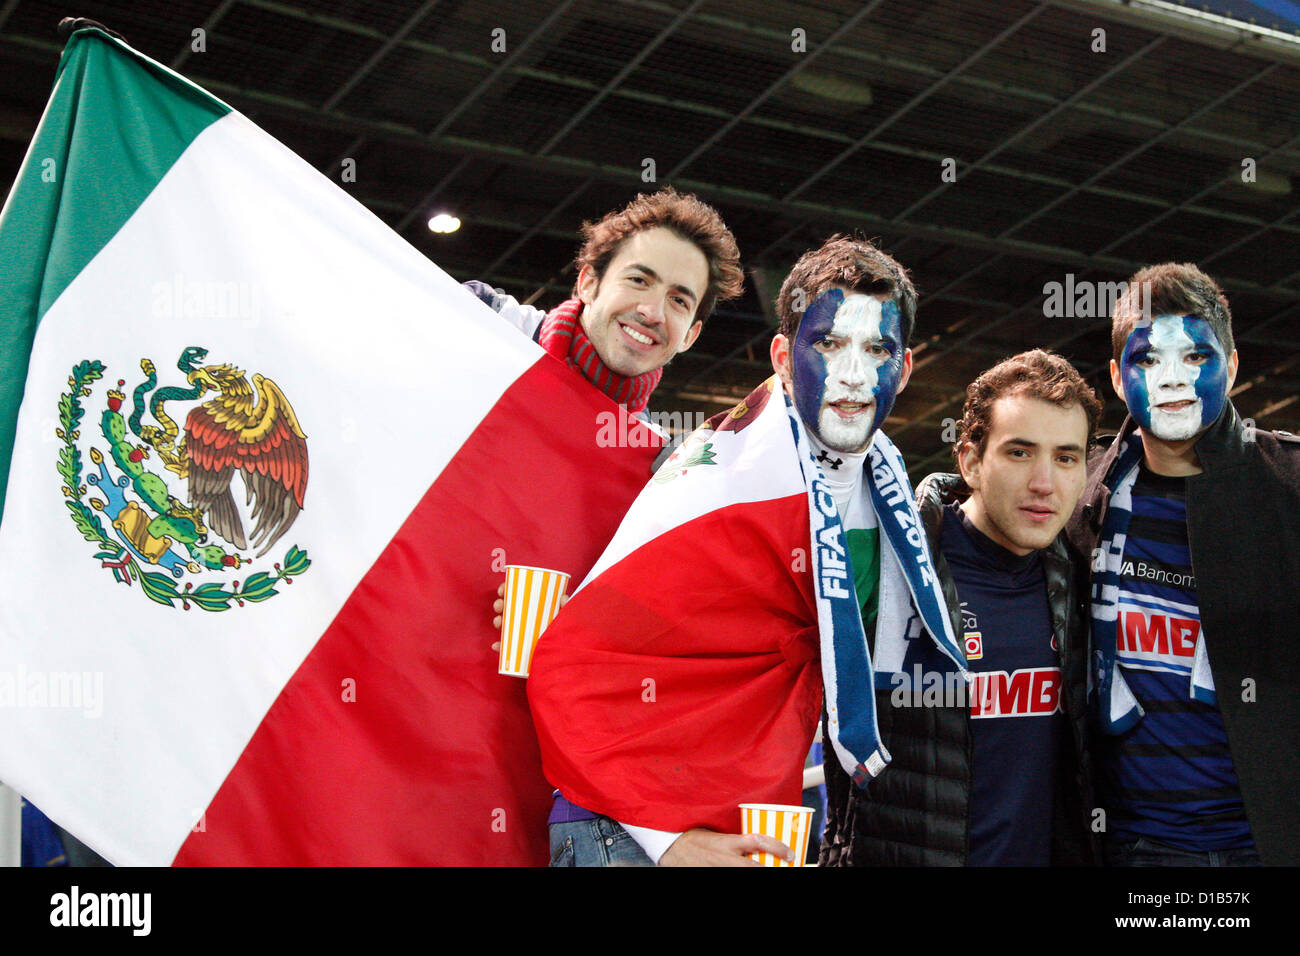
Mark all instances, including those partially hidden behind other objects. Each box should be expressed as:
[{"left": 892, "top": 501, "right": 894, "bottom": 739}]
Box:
[
  {"left": 822, "top": 349, "right": 1102, "bottom": 866},
  {"left": 1070, "top": 263, "right": 1300, "bottom": 866}
]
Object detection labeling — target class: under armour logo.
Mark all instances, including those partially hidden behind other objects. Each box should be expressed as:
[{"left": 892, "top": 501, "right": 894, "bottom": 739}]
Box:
[{"left": 816, "top": 450, "right": 843, "bottom": 470}]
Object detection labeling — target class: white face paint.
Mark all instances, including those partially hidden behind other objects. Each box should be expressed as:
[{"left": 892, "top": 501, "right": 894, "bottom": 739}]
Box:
[
  {"left": 1134, "top": 315, "right": 1204, "bottom": 442},
  {"left": 811, "top": 294, "right": 890, "bottom": 453}
]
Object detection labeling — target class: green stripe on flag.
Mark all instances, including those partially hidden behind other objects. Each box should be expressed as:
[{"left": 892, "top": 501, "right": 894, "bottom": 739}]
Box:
[{"left": 0, "top": 27, "right": 231, "bottom": 520}]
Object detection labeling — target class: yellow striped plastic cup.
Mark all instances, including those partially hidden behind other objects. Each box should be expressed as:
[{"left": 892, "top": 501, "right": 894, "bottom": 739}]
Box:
[
  {"left": 498, "top": 565, "right": 570, "bottom": 678},
  {"left": 739, "top": 803, "right": 814, "bottom": 867}
]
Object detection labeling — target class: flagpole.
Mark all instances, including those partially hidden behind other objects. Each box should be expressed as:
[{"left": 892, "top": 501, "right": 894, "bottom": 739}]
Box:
[{"left": 0, "top": 782, "right": 19, "bottom": 866}]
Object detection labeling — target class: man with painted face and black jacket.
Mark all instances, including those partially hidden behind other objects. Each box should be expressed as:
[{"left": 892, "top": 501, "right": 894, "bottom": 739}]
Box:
[
  {"left": 821, "top": 350, "right": 1102, "bottom": 866},
  {"left": 1068, "top": 263, "right": 1300, "bottom": 867}
]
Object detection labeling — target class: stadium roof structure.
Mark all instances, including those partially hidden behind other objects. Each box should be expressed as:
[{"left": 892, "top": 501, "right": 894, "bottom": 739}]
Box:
[{"left": 2, "top": 0, "right": 1298, "bottom": 475}]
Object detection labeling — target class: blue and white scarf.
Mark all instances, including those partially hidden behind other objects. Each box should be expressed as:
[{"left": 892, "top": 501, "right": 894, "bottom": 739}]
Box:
[
  {"left": 786, "top": 396, "right": 965, "bottom": 786},
  {"left": 1091, "top": 431, "right": 1217, "bottom": 734}
]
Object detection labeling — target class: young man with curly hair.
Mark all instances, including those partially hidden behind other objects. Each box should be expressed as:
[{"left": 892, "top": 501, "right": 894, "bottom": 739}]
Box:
[
  {"left": 821, "top": 349, "right": 1103, "bottom": 866},
  {"left": 464, "top": 187, "right": 743, "bottom": 414}
]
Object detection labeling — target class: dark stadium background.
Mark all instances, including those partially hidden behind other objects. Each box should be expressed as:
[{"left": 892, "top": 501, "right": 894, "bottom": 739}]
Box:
[{"left": 3, "top": 0, "right": 1298, "bottom": 478}]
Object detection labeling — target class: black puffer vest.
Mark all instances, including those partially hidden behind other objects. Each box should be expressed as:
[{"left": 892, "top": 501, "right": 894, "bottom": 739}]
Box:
[{"left": 819, "top": 474, "right": 1098, "bottom": 866}]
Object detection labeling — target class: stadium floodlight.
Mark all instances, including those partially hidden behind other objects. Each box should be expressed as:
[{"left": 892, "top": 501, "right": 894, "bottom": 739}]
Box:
[{"left": 427, "top": 213, "right": 462, "bottom": 234}]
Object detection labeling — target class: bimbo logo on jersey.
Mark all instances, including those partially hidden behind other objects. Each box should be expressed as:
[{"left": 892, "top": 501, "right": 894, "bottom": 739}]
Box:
[
  {"left": 969, "top": 667, "right": 1061, "bottom": 719},
  {"left": 1117, "top": 608, "right": 1199, "bottom": 662},
  {"left": 890, "top": 665, "right": 1062, "bottom": 717}
]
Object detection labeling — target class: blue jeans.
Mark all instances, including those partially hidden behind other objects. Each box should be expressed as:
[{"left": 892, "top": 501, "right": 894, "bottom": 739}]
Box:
[
  {"left": 1106, "top": 835, "right": 1261, "bottom": 867},
  {"left": 548, "top": 816, "right": 655, "bottom": 867}
]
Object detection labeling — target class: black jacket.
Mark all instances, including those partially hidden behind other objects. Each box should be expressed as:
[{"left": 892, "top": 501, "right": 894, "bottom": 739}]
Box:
[
  {"left": 820, "top": 474, "right": 1097, "bottom": 866},
  {"left": 1067, "top": 402, "right": 1300, "bottom": 865}
]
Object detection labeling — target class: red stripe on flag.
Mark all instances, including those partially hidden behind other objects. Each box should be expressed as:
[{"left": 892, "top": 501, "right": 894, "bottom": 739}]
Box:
[
  {"left": 174, "top": 355, "right": 660, "bottom": 865},
  {"left": 527, "top": 492, "right": 822, "bottom": 836}
]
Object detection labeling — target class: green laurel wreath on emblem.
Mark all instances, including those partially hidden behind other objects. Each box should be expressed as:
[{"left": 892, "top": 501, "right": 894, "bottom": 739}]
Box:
[
  {"left": 56, "top": 360, "right": 311, "bottom": 611},
  {"left": 652, "top": 440, "right": 718, "bottom": 484},
  {"left": 58, "top": 360, "right": 109, "bottom": 538}
]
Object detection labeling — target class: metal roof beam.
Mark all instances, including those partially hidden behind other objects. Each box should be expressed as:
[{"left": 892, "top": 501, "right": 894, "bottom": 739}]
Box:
[
  {"left": 157, "top": 75, "right": 1300, "bottom": 300},
  {"left": 895, "top": 35, "right": 1165, "bottom": 222},
  {"left": 321, "top": 1, "right": 441, "bottom": 112},
  {"left": 477, "top": 0, "right": 707, "bottom": 280},
  {"left": 232, "top": 0, "right": 1300, "bottom": 164},
  {"left": 666, "top": 0, "right": 888, "bottom": 178},
  {"left": 172, "top": 0, "right": 239, "bottom": 71},
  {"left": 1094, "top": 128, "right": 1300, "bottom": 258},
  {"left": 998, "top": 60, "right": 1280, "bottom": 241},
  {"left": 611, "top": 0, "right": 1300, "bottom": 159},
  {"left": 5, "top": 25, "right": 1293, "bottom": 300},
  {"left": 391, "top": 0, "right": 585, "bottom": 234},
  {"left": 1041, "top": 0, "right": 1300, "bottom": 67},
  {"left": 859, "top": 55, "right": 1289, "bottom": 384},
  {"left": 784, "top": 4, "right": 1049, "bottom": 203}
]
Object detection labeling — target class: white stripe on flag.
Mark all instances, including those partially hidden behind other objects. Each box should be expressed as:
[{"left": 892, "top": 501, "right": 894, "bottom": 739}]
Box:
[
  {"left": 577, "top": 384, "right": 803, "bottom": 592},
  {"left": 0, "top": 111, "right": 541, "bottom": 865}
]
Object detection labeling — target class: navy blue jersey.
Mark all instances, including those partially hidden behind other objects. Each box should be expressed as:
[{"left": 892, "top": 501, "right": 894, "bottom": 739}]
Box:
[
  {"left": 1103, "top": 466, "right": 1253, "bottom": 851},
  {"left": 940, "top": 506, "right": 1060, "bottom": 866}
]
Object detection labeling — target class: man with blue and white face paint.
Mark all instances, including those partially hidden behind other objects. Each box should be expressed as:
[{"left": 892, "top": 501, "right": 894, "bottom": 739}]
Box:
[
  {"left": 653, "top": 237, "right": 933, "bottom": 865},
  {"left": 1115, "top": 312, "right": 1235, "bottom": 446},
  {"left": 784, "top": 290, "right": 912, "bottom": 456},
  {"left": 770, "top": 239, "right": 916, "bottom": 530},
  {"left": 1070, "top": 262, "right": 1300, "bottom": 866}
]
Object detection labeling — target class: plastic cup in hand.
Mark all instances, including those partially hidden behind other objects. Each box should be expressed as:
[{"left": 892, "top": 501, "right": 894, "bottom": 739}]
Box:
[
  {"left": 739, "top": 803, "right": 814, "bottom": 867},
  {"left": 498, "top": 565, "right": 570, "bottom": 678}
]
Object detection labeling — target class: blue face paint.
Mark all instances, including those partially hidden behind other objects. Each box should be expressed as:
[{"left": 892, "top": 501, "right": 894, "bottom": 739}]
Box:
[
  {"left": 791, "top": 289, "right": 838, "bottom": 439},
  {"left": 872, "top": 300, "right": 907, "bottom": 432},
  {"left": 1120, "top": 313, "right": 1229, "bottom": 442},
  {"left": 790, "top": 288, "right": 908, "bottom": 453}
]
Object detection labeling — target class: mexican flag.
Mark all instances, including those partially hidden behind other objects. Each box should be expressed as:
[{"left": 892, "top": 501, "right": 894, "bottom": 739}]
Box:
[
  {"left": 0, "top": 26, "right": 659, "bottom": 865},
  {"left": 527, "top": 378, "right": 825, "bottom": 835}
]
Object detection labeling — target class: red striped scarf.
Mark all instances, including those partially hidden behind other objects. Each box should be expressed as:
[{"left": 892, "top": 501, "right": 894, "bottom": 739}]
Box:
[{"left": 537, "top": 299, "right": 661, "bottom": 413}]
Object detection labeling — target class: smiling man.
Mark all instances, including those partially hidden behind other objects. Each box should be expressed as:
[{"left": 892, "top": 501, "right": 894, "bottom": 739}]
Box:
[
  {"left": 464, "top": 188, "right": 742, "bottom": 415},
  {"left": 820, "top": 349, "right": 1102, "bottom": 866},
  {"left": 572, "top": 225, "right": 706, "bottom": 381},
  {"left": 768, "top": 237, "right": 917, "bottom": 574},
  {"left": 1070, "top": 262, "right": 1300, "bottom": 866},
  {"left": 1115, "top": 312, "right": 1234, "bottom": 447},
  {"left": 468, "top": 190, "right": 743, "bottom": 866}
]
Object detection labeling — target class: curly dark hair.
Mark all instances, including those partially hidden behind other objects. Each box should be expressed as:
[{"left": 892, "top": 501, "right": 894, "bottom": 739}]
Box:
[
  {"left": 775, "top": 235, "right": 917, "bottom": 342},
  {"left": 1111, "top": 262, "right": 1234, "bottom": 361},
  {"left": 572, "top": 187, "right": 743, "bottom": 323},
  {"left": 956, "top": 349, "right": 1103, "bottom": 462}
]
